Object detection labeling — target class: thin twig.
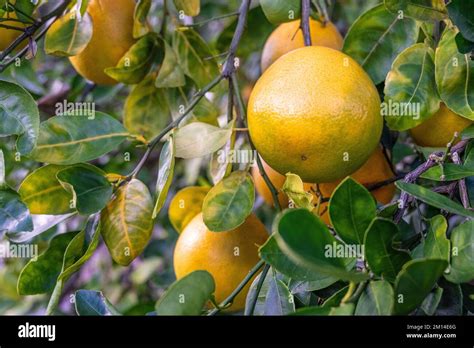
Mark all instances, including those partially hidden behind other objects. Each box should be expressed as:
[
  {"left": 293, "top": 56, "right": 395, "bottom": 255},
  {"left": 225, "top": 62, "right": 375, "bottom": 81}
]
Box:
[
  {"left": 246, "top": 263, "right": 270, "bottom": 316},
  {"left": 186, "top": 11, "right": 239, "bottom": 28},
  {"left": 452, "top": 151, "right": 470, "bottom": 209},
  {"left": 301, "top": 0, "right": 312, "bottom": 46}
]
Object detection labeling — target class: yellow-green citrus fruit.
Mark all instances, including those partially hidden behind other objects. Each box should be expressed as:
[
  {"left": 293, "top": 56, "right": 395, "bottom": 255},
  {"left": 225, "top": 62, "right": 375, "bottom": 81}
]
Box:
[
  {"left": 248, "top": 46, "right": 383, "bottom": 184},
  {"left": 0, "top": 11, "right": 27, "bottom": 51},
  {"left": 173, "top": 213, "right": 268, "bottom": 311},
  {"left": 168, "top": 186, "right": 210, "bottom": 233},
  {"left": 69, "top": 0, "right": 136, "bottom": 85},
  {"left": 410, "top": 103, "right": 473, "bottom": 148},
  {"left": 261, "top": 19, "right": 343, "bottom": 71}
]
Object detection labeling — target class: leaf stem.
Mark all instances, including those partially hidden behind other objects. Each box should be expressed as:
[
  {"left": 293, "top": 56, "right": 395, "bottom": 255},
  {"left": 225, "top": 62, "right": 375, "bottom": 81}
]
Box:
[
  {"left": 341, "top": 281, "right": 356, "bottom": 303},
  {"left": 301, "top": 0, "right": 312, "bottom": 46}
]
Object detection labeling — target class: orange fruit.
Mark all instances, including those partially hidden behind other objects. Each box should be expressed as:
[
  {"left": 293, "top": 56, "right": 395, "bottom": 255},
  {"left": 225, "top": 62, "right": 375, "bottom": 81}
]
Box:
[
  {"left": 0, "top": 10, "right": 27, "bottom": 52},
  {"left": 173, "top": 213, "right": 268, "bottom": 311},
  {"left": 69, "top": 0, "right": 136, "bottom": 85},
  {"left": 261, "top": 19, "right": 343, "bottom": 71},
  {"left": 248, "top": 46, "right": 383, "bottom": 184},
  {"left": 410, "top": 103, "right": 473, "bottom": 148}
]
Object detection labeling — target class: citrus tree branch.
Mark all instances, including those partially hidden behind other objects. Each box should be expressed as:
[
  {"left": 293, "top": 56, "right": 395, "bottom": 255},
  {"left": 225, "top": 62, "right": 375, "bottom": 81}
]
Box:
[
  {"left": 246, "top": 263, "right": 270, "bottom": 315},
  {"left": 301, "top": 0, "right": 312, "bottom": 46}
]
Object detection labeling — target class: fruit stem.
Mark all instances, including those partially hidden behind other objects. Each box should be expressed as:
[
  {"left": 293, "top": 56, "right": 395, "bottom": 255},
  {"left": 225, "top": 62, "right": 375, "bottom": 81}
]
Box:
[{"left": 300, "top": 0, "right": 312, "bottom": 46}]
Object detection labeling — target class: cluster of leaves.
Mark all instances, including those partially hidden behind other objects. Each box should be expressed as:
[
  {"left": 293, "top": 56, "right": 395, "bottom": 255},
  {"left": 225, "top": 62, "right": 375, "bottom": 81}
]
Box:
[{"left": 0, "top": 0, "right": 473, "bottom": 316}]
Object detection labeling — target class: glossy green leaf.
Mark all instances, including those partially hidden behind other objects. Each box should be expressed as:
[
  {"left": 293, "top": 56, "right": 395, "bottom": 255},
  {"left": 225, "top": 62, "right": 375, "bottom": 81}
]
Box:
[
  {"left": 260, "top": 0, "right": 301, "bottom": 24},
  {"left": 44, "top": 11, "right": 93, "bottom": 57},
  {"left": 435, "top": 27, "right": 474, "bottom": 120},
  {"left": 384, "top": 0, "right": 447, "bottom": 21},
  {"left": 105, "top": 33, "right": 162, "bottom": 85},
  {"left": 174, "top": 121, "right": 233, "bottom": 159},
  {"left": 0, "top": 80, "right": 39, "bottom": 154},
  {"left": 202, "top": 170, "right": 254, "bottom": 232},
  {"left": 355, "top": 280, "right": 394, "bottom": 315},
  {"left": 343, "top": 4, "right": 419, "bottom": 84},
  {"left": 455, "top": 32, "right": 474, "bottom": 54},
  {"left": 445, "top": 220, "right": 474, "bottom": 284},
  {"left": 384, "top": 44, "right": 440, "bottom": 130},
  {"left": 281, "top": 173, "right": 314, "bottom": 211},
  {"left": 173, "top": 28, "right": 218, "bottom": 88},
  {"left": 30, "top": 112, "right": 129, "bottom": 165},
  {"left": 155, "top": 41, "right": 186, "bottom": 88},
  {"left": 423, "top": 215, "right": 450, "bottom": 262},
  {"left": 447, "top": 0, "right": 474, "bottom": 42},
  {"left": 173, "top": 0, "right": 200, "bottom": 17},
  {"left": 152, "top": 136, "right": 175, "bottom": 218},
  {"left": 19, "top": 165, "right": 73, "bottom": 215},
  {"left": 155, "top": 270, "right": 215, "bottom": 315},
  {"left": 75, "top": 290, "right": 121, "bottom": 316},
  {"left": 395, "top": 181, "right": 474, "bottom": 218},
  {"left": 321, "top": 286, "right": 349, "bottom": 308},
  {"left": 421, "top": 163, "right": 474, "bottom": 181},
  {"left": 462, "top": 124, "right": 474, "bottom": 140},
  {"left": 124, "top": 76, "right": 171, "bottom": 141},
  {"left": 264, "top": 273, "right": 295, "bottom": 315},
  {"left": 419, "top": 287, "right": 443, "bottom": 315},
  {"left": 133, "top": 0, "right": 151, "bottom": 38},
  {"left": 0, "top": 189, "right": 33, "bottom": 235},
  {"left": 274, "top": 209, "right": 369, "bottom": 282},
  {"left": 329, "top": 177, "right": 376, "bottom": 245},
  {"left": 100, "top": 179, "right": 153, "bottom": 266},
  {"left": 17, "top": 232, "right": 78, "bottom": 295},
  {"left": 56, "top": 164, "right": 112, "bottom": 215},
  {"left": 364, "top": 218, "right": 411, "bottom": 282},
  {"left": 394, "top": 258, "right": 448, "bottom": 314}
]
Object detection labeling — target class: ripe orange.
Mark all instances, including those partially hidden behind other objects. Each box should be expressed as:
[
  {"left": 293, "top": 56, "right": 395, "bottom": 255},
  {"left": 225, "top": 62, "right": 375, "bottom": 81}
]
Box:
[
  {"left": 69, "top": 0, "right": 136, "bottom": 85},
  {"left": 248, "top": 46, "right": 382, "bottom": 184},
  {"left": 261, "top": 19, "right": 343, "bottom": 71},
  {"left": 173, "top": 213, "right": 268, "bottom": 311},
  {"left": 410, "top": 103, "right": 473, "bottom": 147}
]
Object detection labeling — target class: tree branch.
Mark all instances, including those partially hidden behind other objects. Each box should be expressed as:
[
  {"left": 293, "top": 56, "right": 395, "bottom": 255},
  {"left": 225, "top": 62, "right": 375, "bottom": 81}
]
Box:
[{"left": 301, "top": 0, "right": 312, "bottom": 46}]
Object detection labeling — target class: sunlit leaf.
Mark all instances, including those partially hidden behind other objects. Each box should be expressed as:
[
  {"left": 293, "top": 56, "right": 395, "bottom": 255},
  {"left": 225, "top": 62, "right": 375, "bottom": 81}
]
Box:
[
  {"left": 281, "top": 173, "right": 313, "bottom": 211},
  {"left": 133, "top": 0, "right": 151, "bottom": 38},
  {"left": 423, "top": 215, "right": 450, "bottom": 262},
  {"left": 173, "top": 0, "right": 200, "bottom": 17},
  {"left": 260, "top": 0, "right": 301, "bottom": 24},
  {"left": 152, "top": 136, "right": 175, "bottom": 218}
]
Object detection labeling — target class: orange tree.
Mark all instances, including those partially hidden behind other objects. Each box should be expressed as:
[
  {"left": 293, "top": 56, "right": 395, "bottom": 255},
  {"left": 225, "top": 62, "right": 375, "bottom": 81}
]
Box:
[{"left": 0, "top": 0, "right": 473, "bottom": 316}]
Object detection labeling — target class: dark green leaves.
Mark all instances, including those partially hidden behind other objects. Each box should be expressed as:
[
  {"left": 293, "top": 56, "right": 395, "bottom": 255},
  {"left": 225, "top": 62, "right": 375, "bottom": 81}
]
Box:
[
  {"left": 44, "top": 12, "right": 93, "bottom": 56},
  {"left": 329, "top": 177, "right": 376, "bottom": 245},
  {"left": 435, "top": 27, "right": 474, "bottom": 120},
  {"left": 423, "top": 215, "right": 450, "bottom": 262},
  {"left": 155, "top": 271, "right": 215, "bottom": 315},
  {"left": 101, "top": 179, "right": 154, "bottom": 266},
  {"left": 0, "top": 80, "right": 39, "bottom": 154},
  {"left": 445, "top": 220, "right": 474, "bottom": 283},
  {"left": 396, "top": 182, "right": 474, "bottom": 218},
  {"left": 152, "top": 136, "right": 175, "bottom": 218},
  {"left": 384, "top": 0, "right": 447, "bottom": 21},
  {"left": 447, "top": 0, "right": 474, "bottom": 42},
  {"left": 30, "top": 112, "right": 129, "bottom": 165},
  {"left": 75, "top": 290, "right": 121, "bottom": 316},
  {"left": 394, "top": 258, "right": 448, "bottom": 314},
  {"left": 421, "top": 163, "right": 474, "bottom": 181},
  {"left": 355, "top": 280, "right": 394, "bottom": 315},
  {"left": 364, "top": 218, "right": 411, "bottom": 282},
  {"left": 343, "top": 4, "right": 419, "bottom": 84},
  {"left": 202, "top": 171, "right": 254, "bottom": 232},
  {"left": 384, "top": 44, "right": 439, "bottom": 130},
  {"left": 274, "top": 209, "right": 368, "bottom": 282}
]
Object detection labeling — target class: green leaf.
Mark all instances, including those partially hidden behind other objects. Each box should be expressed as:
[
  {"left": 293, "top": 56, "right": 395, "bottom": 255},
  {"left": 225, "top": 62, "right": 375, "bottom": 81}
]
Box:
[
  {"left": 75, "top": 290, "right": 121, "bottom": 316},
  {"left": 455, "top": 32, "right": 474, "bottom": 54},
  {"left": 423, "top": 215, "right": 450, "bottom": 262},
  {"left": 173, "top": 28, "right": 218, "bottom": 88},
  {"left": 445, "top": 220, "right": 474, "bottom": 284},
  {"left": 124, "top": 76, "right": 171, "bottom": 141},
  {"left": 447, "top": 0, "right": 474, "bottom": 42},
  {"left": 260, "top": 0, "right": 301, "bottom": 24},
  {"left": 0, "top": 80, "right": 39, "bottom": 154},
  {"left": 329, "top": 177, "right": 376, "bottom": 245},
  {"left": 152, "top": 136, "right": 175, "bottom": 218},
  {"left": 292, "top": 303, "right": 355, "bottom": 315},
  {"left": 155, "top": 40, "right": 186, "bottom": 88},
  {"left": 19, "top": 165, "right": 73, "bottom": 215},
  {"left": 274, "top": 209, "right": 369, "bottom": 282},
  {"left": 355, "top": 280, "right": 394, "bottom": 315},
  {"left": 461, "top": 124, "right": 474, "bottom": 140},
  {"left": 394, "top": 258, "right": 448, "bottom": 314},
  {"left": 395, "top": 181, "right": 474, "bottom": 218},
  {"left": 17, "top": 232, "right": 78, "bottom": 295},
  {"left": 133, "top": 0, "right": 151, "bottom": 39},
  {"left": 364, "top": 218, "right": 411, "bottom": 282},
  {"left": 0, "top": 189, "right": 33, "bottom": 235},
  {"left": 245, "top": 270, "right": 272, "bottom": 315},
  {"left": 101, "top": 179, "right": 154, "bottom": 266},
  {"left": 264, "top": 273, "right": 295, "bottom": 315},
  {"left": 173, "top": 0, "right": 200, "bottom": 17},
  {"left": 435, "top": 27, "right": 474, "bottom": 120},
  {"left": 155, "top": 270, "right": 215, "bottom": 315},
  {"left": 30, "top": 112, "right": 129, "bottom": 165},
  {"left": 281, "top": 173, "right": 314, "bottom": 211},
  {"left": 384, "top": 43, "right": 440, "bottom": 130},
  {"left": 421, "top": 163, "right": 474, "bottom": 181},
  {"left": 419, "top": 286, "right": 443, "bottom": 315},
  {"left": 174, "top": 121, "right": 233, "bottom": 159},
  {"left": 44, "top": 11, "right": 93, "bottom": 57},
  {"left": 202, "top": 170, "right": 254, "bottom": 232},
  {"left": 105, "top": 33, "right": 162, "bottom": 85},
  {"left": 56, "top": 164, "right": 112, "bottom": 215},
  {"left": 343, "top": 4, "right": 419, "bottom": 84},
  {"left": 384, "top": 0, "right": 447, "bottom": 21}
]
